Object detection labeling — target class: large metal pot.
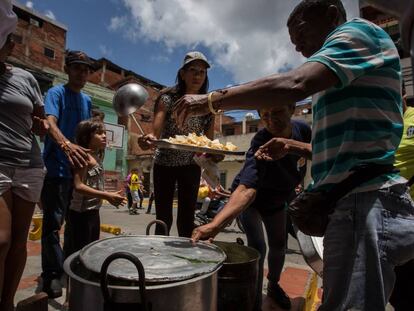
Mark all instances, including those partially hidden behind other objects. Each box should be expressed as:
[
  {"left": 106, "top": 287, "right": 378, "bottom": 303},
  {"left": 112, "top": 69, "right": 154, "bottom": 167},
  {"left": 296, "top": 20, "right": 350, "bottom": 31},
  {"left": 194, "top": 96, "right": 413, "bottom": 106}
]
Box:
[
  {"left": 213, "top": 240, "right": 260, "bottom": 311},
  {"left": 64, "top": 236, "right": 226, "bottom": 311}
]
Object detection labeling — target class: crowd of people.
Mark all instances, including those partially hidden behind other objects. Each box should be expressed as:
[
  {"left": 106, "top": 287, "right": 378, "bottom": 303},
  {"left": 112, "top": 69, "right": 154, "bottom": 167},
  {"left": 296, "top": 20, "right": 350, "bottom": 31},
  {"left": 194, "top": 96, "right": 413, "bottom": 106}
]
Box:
[
  {"left": 183, "top": 1, "right": 414, "bottom": 311},
  {"left": 1, "top": 0, "right": 414, "bottom": 310}
]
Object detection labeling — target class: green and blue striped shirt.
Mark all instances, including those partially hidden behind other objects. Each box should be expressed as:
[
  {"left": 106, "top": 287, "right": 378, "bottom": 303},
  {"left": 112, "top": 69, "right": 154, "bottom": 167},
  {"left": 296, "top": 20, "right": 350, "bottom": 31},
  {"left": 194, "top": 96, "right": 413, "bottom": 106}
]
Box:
[{"left": 306, "top": 18, "right": 405, "bottom": 193}]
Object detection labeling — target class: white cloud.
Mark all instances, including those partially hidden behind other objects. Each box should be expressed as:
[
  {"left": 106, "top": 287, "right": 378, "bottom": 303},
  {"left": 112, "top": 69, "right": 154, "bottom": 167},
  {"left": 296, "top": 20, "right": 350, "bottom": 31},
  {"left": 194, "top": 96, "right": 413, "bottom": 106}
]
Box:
[
  {"left": 25, "top": 1, "right": 34, "bottom": 9},
  {"left": 99, "top": 44, "right": 113, "bottom": 57},
  {"left": 109, "top": 15, "right": 128, "bottom": 31},
  {"left": 44, "top": 10, "right": 56, "bottom": 20},
  {"left": 150, "top": 54, "right": 170, "bottom": 63},
  {"left": 112, "top": 0, "right": 359, "bottom": 83}
]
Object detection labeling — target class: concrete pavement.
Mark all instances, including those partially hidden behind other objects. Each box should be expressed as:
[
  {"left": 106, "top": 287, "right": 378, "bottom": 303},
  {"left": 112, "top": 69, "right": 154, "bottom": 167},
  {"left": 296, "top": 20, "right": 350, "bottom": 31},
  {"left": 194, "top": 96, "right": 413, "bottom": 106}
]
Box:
[{"left": 16, "top": 200, "right": 317, "bottom": 310}]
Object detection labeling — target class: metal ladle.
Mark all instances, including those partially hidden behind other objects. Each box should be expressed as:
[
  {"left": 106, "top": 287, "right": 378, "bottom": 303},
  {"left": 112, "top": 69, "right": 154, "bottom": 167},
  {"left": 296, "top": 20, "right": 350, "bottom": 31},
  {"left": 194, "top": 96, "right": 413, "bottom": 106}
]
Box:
[{"left": 112, "top": 83, "right": 149, "bottom": 135}]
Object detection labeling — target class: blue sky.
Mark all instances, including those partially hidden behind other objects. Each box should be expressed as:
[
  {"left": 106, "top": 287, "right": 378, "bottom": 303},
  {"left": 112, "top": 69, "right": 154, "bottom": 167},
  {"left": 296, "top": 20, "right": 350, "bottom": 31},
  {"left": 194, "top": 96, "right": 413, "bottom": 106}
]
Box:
[{"left": 20, "top": 0, "right": 358, "bottom": 120}]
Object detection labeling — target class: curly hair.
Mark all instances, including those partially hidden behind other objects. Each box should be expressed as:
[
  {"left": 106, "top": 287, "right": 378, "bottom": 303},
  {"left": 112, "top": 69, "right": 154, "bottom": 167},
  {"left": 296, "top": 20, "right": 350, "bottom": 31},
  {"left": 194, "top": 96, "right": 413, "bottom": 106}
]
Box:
[{"left": 287, "top": 0, "right": 347, "bottom": 27}]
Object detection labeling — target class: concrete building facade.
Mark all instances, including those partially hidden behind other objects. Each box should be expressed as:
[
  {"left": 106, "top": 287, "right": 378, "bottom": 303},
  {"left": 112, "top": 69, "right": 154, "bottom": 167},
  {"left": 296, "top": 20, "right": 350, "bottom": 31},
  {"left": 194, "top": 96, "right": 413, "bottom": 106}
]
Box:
[{"left": 8, "top": 3, "right": 164, "bottom": 191}]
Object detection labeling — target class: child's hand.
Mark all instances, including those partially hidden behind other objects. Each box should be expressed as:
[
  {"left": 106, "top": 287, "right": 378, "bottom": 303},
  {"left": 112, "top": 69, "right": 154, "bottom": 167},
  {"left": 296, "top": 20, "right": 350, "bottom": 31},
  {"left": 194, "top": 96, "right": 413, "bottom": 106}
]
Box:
[{"left": 107, "top": 189, "right": 126, "bottom": 208}]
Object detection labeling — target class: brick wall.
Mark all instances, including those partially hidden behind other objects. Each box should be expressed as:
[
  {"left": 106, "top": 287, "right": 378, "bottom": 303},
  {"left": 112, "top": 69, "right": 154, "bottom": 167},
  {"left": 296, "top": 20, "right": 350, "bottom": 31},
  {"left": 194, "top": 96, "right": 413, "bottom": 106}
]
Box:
[
  {"left": 12, "top": 7, "right": 66, "bottom": 72},
  {"left": 87, "top": 70, "right": 103, "bottom": 85},
  {"left": 102, "top": 69, "right": 124, "bottom": 87}
]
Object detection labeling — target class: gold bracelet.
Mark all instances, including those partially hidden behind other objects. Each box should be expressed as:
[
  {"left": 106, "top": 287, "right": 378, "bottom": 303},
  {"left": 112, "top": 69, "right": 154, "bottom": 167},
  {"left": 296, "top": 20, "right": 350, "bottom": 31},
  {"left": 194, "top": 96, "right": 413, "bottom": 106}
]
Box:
[{"left": 207, "top": 92, "right": 223, "bottom": 115}]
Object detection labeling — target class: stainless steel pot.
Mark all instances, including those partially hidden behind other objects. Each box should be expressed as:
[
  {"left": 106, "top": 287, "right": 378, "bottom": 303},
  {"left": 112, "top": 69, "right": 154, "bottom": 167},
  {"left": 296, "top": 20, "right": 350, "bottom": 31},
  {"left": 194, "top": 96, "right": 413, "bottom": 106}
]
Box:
[
  {"left": 213, "top": 240, "right": 260, "bottom": 311},
  {"left": 64, "top": 236, "right": 226, "bottom": 311}
]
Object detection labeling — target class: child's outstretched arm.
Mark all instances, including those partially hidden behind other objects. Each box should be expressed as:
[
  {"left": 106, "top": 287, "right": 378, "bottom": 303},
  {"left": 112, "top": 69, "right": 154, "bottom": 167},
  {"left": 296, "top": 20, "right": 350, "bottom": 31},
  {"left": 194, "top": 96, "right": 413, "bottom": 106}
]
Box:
[{"left": 73, "top": 167, "right": 126, "bottom": 208}]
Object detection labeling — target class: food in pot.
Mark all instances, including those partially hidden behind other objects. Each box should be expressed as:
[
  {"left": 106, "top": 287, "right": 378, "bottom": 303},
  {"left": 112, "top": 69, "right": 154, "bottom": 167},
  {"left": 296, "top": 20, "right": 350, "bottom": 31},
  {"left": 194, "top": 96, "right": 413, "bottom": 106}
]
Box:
[{"left": 166, "top": 133, "right": 238, "bottom": 151}]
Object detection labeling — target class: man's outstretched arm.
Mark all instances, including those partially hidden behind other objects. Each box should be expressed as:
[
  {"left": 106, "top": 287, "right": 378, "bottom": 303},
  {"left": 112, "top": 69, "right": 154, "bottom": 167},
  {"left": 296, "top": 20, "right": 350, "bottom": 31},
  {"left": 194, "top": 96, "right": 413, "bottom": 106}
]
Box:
[{"left": 174, "top": 61, "right": 339, "bottom": 125}]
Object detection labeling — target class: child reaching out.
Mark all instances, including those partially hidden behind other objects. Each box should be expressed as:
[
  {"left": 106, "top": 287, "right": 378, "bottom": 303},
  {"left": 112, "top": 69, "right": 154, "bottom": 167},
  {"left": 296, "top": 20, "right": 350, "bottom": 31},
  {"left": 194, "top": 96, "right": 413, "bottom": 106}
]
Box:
[{"left": 66, "top": 119, "right": 126, "bottom": 256}]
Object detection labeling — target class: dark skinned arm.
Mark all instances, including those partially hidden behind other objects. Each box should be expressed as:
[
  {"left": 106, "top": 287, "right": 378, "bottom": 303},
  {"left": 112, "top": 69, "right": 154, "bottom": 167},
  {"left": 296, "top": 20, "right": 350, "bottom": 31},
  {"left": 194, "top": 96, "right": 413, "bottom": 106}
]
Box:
[
  {"left": 255, "top": 138, "right": 312, "bottom": 161},
  {"left": 47, "top": 115, "right": 89, "bottom": 168},
  {"left": 174, "top": 62, "right": 339, "bottom": 126}
]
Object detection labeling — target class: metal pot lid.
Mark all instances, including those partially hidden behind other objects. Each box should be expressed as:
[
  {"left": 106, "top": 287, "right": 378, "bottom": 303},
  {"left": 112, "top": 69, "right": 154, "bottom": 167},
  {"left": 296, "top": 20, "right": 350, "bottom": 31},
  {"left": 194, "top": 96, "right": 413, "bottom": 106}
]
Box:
[{"left": 79, "top": 236, "right": 226, "bottom": 283}]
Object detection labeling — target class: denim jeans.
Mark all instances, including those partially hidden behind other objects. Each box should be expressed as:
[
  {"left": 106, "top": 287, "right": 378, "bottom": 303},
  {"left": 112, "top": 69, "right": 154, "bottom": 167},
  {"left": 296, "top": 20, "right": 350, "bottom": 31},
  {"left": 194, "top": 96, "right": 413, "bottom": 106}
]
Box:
[
  {"left": 40, "top": 177, "right": 73, "bottom": 281},
  {"left": 320, "top": 184, "right": 414, "bottom": 311},
  {"left": 240, "top": 207, "right": 286, "bottom": 310}
]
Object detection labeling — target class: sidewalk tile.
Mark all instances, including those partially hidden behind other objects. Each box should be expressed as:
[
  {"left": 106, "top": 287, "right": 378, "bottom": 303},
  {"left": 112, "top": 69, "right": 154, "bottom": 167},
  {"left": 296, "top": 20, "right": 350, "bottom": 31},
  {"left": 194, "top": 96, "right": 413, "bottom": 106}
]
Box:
[
  {"left": 27, "top": 241, "right": 41, "bottom": 257},
  {"left": 18, "top": 275, "right": 40, "bottom": 290}
]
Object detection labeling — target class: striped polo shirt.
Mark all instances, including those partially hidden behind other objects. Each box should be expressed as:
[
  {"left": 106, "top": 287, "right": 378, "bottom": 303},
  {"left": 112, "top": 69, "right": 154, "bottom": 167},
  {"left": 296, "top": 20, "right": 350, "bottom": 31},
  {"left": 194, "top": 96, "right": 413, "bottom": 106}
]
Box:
[{"left": 306, "top": 18, "right": 405, "bottom": 193}]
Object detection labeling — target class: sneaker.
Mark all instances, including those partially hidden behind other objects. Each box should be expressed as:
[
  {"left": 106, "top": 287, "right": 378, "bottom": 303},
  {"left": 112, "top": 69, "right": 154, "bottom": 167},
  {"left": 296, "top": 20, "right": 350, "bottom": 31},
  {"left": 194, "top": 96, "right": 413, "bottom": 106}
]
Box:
[
  {"left": 267, "top": 283, "right": 291, "bottom": 310},
  {"left": 42, "top": 278, "right": 63, "bottom": 298}
]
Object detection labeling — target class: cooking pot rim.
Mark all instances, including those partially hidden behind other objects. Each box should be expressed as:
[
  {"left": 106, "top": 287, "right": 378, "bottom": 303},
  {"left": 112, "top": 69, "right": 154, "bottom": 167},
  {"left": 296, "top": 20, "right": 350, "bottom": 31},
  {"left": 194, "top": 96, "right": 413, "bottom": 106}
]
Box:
[
  {"left": 64, "top": 252, "right": 221, "bottom": 290},
  {"left": 213, "top": 241, "right": 260, "bottom": 265}
]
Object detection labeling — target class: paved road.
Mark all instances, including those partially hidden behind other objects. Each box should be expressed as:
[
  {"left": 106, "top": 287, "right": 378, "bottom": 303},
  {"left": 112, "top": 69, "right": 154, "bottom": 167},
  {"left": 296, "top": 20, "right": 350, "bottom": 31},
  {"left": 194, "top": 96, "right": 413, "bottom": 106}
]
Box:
[{"left": 15, "top": 201, "right": 314, "bottom": 310}]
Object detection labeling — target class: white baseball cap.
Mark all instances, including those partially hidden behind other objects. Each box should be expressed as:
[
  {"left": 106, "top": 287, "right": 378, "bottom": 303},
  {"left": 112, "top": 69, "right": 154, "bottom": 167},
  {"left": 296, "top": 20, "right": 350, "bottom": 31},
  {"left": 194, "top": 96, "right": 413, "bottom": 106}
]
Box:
[{"left": 181, "top": 51, "right": 210, "bottom": 69}]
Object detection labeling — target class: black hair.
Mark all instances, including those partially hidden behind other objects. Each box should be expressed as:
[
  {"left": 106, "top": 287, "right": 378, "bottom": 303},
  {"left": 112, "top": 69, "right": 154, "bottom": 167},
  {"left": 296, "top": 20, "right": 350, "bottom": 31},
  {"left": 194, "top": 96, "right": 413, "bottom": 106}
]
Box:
[
  {"left": 92, "top": 109, "right": 105, "bottom": 122},
  {"left": 75, "top": 118, "right": 105, "bottom": 149},
  {"left": 257, "top": 103, "right": 296, "bottom": 116},
  {"left": 287, "top": 0, "right": 347, "bottom": 27},
  {"left": 175, "top": 62, "right": 209, "bottom": 96},
  {"left": 156, "top": 60, "right": 210, "bottom": 103}
]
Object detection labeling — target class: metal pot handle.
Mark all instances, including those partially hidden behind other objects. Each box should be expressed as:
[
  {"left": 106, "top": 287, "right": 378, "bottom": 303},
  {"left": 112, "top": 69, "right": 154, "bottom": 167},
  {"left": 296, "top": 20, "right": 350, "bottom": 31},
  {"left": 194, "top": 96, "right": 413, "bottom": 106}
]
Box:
[
  {"left": 100, "top": 252, "right": 148, "bottom": 311},
  {"left": 145, "top": 220, "right": 169, "bottom": 236}
]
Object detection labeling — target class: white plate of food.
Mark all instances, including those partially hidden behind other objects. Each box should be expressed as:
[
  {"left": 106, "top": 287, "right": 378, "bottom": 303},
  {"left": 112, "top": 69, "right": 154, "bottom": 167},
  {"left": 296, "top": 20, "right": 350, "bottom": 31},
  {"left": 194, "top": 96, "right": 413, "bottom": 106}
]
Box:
[{"left": 153, "top": 133, "right": 245, "bottom": 156}]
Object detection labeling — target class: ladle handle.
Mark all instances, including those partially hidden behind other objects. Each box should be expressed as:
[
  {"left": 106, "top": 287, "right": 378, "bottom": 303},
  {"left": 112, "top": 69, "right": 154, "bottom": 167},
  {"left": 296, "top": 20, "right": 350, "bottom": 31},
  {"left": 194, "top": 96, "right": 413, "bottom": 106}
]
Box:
[{"left": 130, "top": 113, "right": 145, "bottom": 135}]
